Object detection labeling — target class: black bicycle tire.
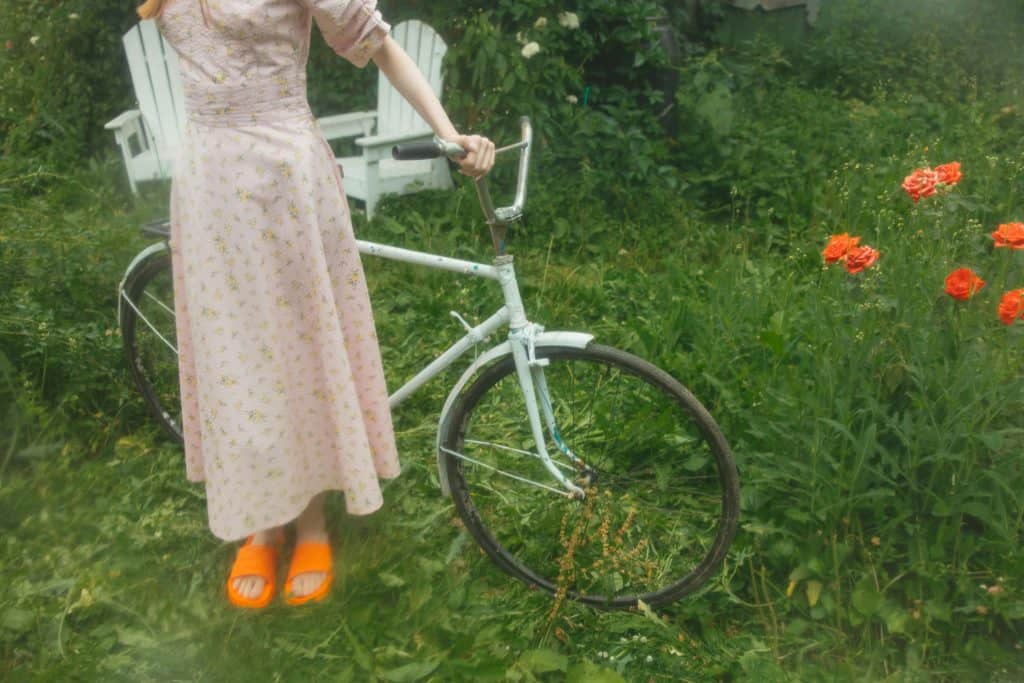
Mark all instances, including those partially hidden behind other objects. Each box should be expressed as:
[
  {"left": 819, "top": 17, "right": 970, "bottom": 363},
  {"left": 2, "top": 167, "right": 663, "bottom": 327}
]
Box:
[
  {"left": 120, "top": 248, "right": 184, "bottom": 444},
  {"left": 440, "top": 343, "right": 740, "bottom": 609}
]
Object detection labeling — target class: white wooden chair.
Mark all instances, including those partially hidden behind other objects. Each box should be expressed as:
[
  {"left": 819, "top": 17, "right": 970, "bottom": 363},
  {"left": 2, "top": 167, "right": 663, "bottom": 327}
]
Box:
[
  {"left": 105, "top": 19, "right": 452, "bottom": 217},
  {"left": 318, "top": 20, "right": 453, "bottom": 218},
  {"left": 104, "top": 20, "right": 186, "bottom": 195}
]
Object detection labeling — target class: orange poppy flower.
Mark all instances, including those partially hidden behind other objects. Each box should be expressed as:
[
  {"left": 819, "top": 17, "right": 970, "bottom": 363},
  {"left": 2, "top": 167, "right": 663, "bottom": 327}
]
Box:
[
  {"left": 901, "top": 168, "right": 938, "bottom": 202},
  {"left": 843, "top": 245, "right": 880, "bottom": 274},
  {"left": 822, "top": 233, "right": 860, "bottom": 263},
  {"left": 991, "top": 222, "right": 1024, "bottom": 249},
  {"left": 997, "top": 289, "right": 1024, "bottom": 325},
  {"left": 944, "top": 268, "right": 985, "bottom": 301},
  {"left": 934, "top": 161, "right": 962, "bottom": 186}
]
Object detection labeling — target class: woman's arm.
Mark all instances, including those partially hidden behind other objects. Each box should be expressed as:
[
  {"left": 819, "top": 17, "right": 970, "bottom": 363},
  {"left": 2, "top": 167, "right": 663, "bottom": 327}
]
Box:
[{"left": 372, "top": 36, "right": 494, "bottom": 177}]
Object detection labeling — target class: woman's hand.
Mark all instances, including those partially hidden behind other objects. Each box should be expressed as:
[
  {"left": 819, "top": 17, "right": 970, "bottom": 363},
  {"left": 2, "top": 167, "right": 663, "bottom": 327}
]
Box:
[
  {"left": 445, "top": 133, "right": 495, "bottom": 178},
  {"left": 372, "top": 38, "right": 496, "bottom": 178}
]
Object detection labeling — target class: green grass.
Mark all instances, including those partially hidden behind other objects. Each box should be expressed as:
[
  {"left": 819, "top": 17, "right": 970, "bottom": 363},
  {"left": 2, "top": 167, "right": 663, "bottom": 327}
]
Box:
[
  {"left": 5, "top": 3, "right": 1024, "bottom": 677},
  {"left": 3, "top": 152, "right": 1022, "bottom": 679}
]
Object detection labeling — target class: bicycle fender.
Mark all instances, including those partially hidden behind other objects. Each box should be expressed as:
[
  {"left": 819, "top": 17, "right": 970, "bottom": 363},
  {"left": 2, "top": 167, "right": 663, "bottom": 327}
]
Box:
[
  {"left": 435, "top": 330, "right": 594, "bottom": 497},
  {"left": 117, "top": 241, "right": 169, "bottom": 327}
]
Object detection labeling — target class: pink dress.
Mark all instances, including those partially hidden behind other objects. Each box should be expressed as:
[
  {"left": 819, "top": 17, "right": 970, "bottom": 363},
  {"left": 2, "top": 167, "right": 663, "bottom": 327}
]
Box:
[{"left": 158, "top": 0, "right": 401, "bottom": 541}]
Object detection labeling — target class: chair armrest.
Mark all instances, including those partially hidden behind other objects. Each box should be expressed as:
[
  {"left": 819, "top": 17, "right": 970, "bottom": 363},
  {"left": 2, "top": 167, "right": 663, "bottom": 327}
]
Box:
[
  {"left": 105, "top": 109, "right": 143, "bottom": 130},
  {"left": 317, "top": 111, "right": 376, "bottom": 140},
  {"left": 356, "top": 130, "right": 434, "bottom": 162}
]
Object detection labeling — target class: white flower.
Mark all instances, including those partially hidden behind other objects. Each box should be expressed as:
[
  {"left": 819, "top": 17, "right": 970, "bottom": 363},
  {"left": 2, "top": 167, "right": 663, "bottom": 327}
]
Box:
[
  {"left": 534, "top": 17, "right": 548, "bottom": 29},
  {"left": 29, "top": 35, "right": 40, "bottom": 46},
  {"left": 521, "top": 41, "right": 540, "bottom": 59},
  {"left": 516, "top": 31, "right": 527, "bottom": 45},
  {"left": 69, "top": 12, "right": 80, "bottom": 20},
  {"left": 645, "top": 655, "right": 654, "bottom": 663},
  {"left": 566, "top": 94, "right": 578, "bottom": 104},
  {"left": 558, "top": 12, "right": 580, "bottom": 29}
]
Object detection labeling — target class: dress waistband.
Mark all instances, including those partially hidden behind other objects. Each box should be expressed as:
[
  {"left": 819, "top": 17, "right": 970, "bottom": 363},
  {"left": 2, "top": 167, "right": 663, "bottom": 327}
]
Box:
[{"left": 184, "top": 73, "right": 312, "bottom": 127}]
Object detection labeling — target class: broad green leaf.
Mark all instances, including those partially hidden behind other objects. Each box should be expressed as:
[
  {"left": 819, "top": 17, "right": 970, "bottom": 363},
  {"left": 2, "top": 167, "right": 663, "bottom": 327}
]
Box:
[
  {"left": 417, "top": 558, "right": 444, "bottom": 576},
  {"left": 380, "top": 659, "right": 440, "bottom": 682},
  {"left": 882, "top": 605, "right": 909, "bottom": 634},
  {"left": 695, "top": 84, "right": 735, "bottom": 137},
  {"left": 0, "top": 607, "right": 33, "bottom": 634},
  {"left": 516, "top": 649, "right": 568, "bottom": 674},
  {"left": 378, "top": 572, "right": 406, "bottom": 587},
  {"left": 788, "top": 565, "right": 811, "bottom": 582},
  {"left": 567, "top": 660, "right": 626, "bottom": 683},
  {"left": 115, "top": 626, "right": 155, "bottom": 648},
  {"left": 15, "top": 442, "right": 62, "bottom": 460},
  {"left": 923, "top": 601, "right": 952, "bottom": 623},
  {"left": 806, "top": 580, "right": 823, "bottom": 607},
  {"left": 682, "top": 452, "right": 709, "bottom": 472},
  {"left": 852, "top": 580, "right": 884, "bottom": 617}
]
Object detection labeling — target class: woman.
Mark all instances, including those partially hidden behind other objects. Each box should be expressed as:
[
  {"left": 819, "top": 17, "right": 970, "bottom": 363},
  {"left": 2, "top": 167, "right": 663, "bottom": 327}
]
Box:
[{"left": 136, "top": 0, "right": 494, "bottom": 608}]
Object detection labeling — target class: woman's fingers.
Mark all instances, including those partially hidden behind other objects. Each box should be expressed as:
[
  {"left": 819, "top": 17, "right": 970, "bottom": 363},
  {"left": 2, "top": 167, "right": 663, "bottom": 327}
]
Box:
[
  {"left": 451, "top": 134, "right": 495, "bottom": 177},
  {"left": 483, "top": 137, "right": 495, "bottom": 173}
]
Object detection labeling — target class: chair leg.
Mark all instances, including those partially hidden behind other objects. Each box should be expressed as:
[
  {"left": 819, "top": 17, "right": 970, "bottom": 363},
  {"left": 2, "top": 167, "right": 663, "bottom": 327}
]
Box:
[
  {"left": 113, "top": 130, "right": 141, "bottom": 195},
  {"left": 365, "top": 160, "right": 380, "bottom": 220}
]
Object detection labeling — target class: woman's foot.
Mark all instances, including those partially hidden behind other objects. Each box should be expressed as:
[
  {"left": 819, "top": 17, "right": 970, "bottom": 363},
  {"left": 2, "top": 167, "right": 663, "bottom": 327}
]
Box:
[
  {"left": 285, "top": 494, "right": 333, "bottom": 603},
  {"left": 227, "top": 527, "right": 283, "bottom": 608}
]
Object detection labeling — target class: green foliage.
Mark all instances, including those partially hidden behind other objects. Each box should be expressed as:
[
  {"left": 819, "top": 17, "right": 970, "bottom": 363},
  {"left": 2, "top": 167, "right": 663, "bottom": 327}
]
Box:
[
  {"left": 1, "top": 0, "right": 684, "bottom": 198},
  {"left": 394, "top": 0, "right": 685, "bottom": 188},
  {"left": 4, "top": 0, "right": 1024, "bottom": 679},
  {"left": 798, "top": 0, "right": 1024, "bottom": 102},
  {"left": 0, "top": 1, "right": 135, "bottom": 174}
]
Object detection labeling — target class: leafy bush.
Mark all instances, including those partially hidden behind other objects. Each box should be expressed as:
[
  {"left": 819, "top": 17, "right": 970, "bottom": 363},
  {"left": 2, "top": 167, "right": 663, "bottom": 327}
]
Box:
[
  {"left": 0, "top": 1, "right": 134, "bottom": 174},
  {"left": 429, "top": 0, "right": 682, "bottom": 187}
]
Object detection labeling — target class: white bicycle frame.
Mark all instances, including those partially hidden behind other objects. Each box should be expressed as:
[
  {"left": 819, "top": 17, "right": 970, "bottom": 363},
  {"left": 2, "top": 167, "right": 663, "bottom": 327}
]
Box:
[
  {"left": 356, "top": 239, "right": 590, "bottom": 499},
  {"left": 118, "top": 118, "right": 591, "bottom": 499},
  {"left": 372, "top": 119, "right": 592, "bottom": 498}
]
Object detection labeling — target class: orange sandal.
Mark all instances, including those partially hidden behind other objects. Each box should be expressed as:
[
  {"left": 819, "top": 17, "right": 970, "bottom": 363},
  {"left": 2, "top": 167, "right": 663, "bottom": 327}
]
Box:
[
  {"left": 226, "top": 534, "right": 282, "bottom": 609},
  {"left": 283, "top": 541, "right": 334, "bottom": 606}
]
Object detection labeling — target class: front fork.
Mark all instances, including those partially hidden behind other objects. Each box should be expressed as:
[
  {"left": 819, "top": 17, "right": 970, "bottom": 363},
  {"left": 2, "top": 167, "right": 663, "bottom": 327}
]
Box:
[{"left": 509, "top": 324, "right": 593, "bottom": 499}]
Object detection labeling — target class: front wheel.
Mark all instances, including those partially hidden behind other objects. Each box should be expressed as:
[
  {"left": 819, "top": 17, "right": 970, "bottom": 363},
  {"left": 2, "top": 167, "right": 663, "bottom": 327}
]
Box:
[{"left": 440, "top": 344, "right": 739, "bottom": 609}]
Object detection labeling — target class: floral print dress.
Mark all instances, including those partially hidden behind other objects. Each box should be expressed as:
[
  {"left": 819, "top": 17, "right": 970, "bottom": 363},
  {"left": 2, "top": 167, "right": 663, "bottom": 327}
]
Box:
[{"left": 157, "top": 0, "right": 401, "bottom": 541}]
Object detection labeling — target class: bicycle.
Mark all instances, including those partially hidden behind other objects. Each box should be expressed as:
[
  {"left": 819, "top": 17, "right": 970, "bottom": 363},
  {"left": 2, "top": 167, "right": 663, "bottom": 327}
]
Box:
[{"left": 117, "top": 117, "right": 740, "bottom": 609}]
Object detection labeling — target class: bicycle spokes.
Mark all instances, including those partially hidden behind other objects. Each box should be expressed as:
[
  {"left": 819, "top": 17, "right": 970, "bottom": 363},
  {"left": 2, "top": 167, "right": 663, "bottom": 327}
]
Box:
[{"left": 441, "top": 344, "right": 739, "bottom": 607}]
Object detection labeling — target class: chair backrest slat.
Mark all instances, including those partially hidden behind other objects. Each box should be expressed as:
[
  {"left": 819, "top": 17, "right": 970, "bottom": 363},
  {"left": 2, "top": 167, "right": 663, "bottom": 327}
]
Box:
[
  {"left": 162, "top": 33, "right": 188, "bottom": 139},
  {"left": 125, "top": 20, "right": 187, "bottom": 170},
  {"left": 377, "top": 20, "right": 445, "bottom": 137}
]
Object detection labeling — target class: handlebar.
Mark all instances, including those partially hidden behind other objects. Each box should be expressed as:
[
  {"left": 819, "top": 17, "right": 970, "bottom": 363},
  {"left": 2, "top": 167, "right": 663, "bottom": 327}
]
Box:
[
  {"left": 391, "top": 139, "right": 468, "bottom": 161},
  {"left": 393, "top": 117, "right": 533, "bottom": 234}
]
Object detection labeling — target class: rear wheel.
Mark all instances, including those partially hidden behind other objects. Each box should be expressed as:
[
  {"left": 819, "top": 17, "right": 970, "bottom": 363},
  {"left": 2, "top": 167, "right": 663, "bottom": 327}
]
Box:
[
  {"left": 119, "top": 248, "right": 183, "bottom": 444},
  {"left": 440, "top": 343, "right": 739, "bottom": 608}
]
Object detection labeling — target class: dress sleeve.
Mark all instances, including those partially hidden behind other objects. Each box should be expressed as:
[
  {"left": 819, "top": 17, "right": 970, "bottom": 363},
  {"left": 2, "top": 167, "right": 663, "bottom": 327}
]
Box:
[{"left": 304, "top": 0, "right": 391, "bottom": 68}]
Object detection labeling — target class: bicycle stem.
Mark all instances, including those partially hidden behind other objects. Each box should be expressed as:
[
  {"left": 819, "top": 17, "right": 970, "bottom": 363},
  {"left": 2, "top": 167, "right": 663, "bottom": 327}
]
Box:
[{"left": 473, "top": 117, "right": 533, "bottom": 256}]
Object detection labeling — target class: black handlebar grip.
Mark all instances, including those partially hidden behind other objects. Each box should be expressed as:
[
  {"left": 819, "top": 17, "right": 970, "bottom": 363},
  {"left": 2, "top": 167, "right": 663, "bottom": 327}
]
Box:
[{"left": 392, "top": 141, "right": 442, "bottom": 160}]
